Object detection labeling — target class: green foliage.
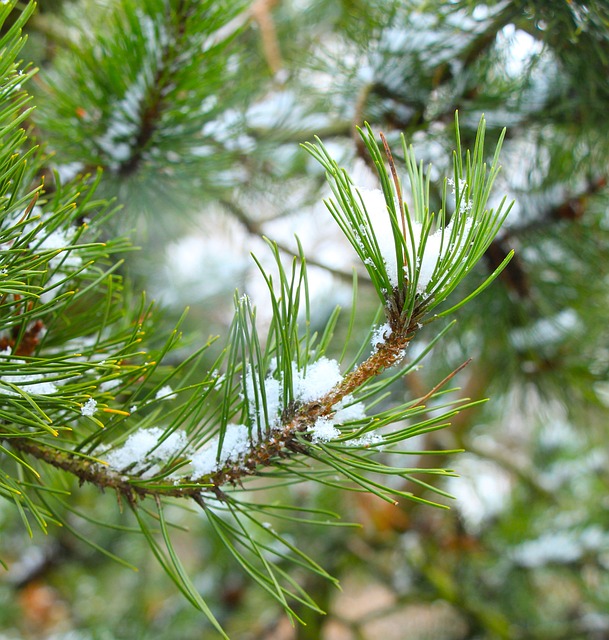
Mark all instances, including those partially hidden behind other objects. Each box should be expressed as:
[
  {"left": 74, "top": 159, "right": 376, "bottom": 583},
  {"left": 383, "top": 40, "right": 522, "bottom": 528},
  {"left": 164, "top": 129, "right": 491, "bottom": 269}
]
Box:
[
  {"left": 0, "top": 2, "right": 517, "bottom": 635},
  {"left": 304, "top": 116, "right": 512, "bottom": 321},
  {"left": 34, "top": 0, "right": 251, "bottom": 215}
]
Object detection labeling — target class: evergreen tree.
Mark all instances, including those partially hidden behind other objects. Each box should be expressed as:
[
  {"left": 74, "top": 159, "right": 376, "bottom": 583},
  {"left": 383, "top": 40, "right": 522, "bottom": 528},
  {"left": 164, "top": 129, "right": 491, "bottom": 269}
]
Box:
[{"left": 1, "top": 1, "right": 608, "bottom": 638}]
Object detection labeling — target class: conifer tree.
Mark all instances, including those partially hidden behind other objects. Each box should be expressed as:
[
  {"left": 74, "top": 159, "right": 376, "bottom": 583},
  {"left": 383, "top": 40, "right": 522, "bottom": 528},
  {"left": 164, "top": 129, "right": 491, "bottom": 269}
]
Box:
[{"left": 1, "top": 1, "right": 608, "bottom": 639}]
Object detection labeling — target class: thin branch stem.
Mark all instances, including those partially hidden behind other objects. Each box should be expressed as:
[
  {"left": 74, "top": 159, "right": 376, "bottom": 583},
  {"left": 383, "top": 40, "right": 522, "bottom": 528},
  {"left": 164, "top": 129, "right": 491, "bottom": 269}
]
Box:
[
  {"left": 7, "top": 324, "right": 418, "bottom": 504},
  {"left": 380, "top": 132, "right": 407, "bottom": 242},
  {"left": 409, "top": 358, "right": 472, "bottom": 410}
]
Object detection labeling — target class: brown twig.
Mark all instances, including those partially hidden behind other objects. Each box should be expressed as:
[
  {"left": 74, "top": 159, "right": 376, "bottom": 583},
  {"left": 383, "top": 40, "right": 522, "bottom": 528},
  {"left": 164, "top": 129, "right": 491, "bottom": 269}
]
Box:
[
  {"left": 409, "top": 358, "right": 472, "bottom": 410},
  {"left": 251, "top": 0, "right": 283, "bottom": 77},
  {"left": 380, "top": 132, "right": 407, "bottom": 242}
]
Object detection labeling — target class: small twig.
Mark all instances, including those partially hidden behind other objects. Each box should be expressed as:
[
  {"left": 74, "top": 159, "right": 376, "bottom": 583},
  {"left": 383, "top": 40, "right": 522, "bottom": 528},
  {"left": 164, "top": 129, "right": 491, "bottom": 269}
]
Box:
[
  {"left": 410, "top": 358, "right": 472, "bottom": 410},
  {"left": 251, "top": 0, "right": 283, "bottom": 76},
  {"left": 380, "top": 132, "right": 407, "bottom": 244}
]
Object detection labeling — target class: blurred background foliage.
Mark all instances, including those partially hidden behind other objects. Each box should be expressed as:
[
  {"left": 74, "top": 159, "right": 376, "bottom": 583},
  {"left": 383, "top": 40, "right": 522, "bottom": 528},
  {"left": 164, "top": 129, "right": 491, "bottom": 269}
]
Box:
[{"left": 1, "top": 0, "right": 609, "bottom": 638}]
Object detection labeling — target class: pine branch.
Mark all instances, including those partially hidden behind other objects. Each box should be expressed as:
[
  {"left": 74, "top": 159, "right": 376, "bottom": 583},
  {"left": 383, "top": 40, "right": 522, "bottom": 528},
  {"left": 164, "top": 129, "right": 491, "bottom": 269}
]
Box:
[
  {"left": 7, "top": 301, "right": 420, "bottom": 506},
  {"left": 0, "top": 4, "right": 514, "bottom": 629}
]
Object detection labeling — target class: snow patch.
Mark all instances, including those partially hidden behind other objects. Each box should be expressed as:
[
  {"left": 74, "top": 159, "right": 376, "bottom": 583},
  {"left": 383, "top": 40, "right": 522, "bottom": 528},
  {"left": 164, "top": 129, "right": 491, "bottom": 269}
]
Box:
[
  {"left": 81, "top": 398, "right": 97, "bottom": 416},
  {"left": 352, "top": 187, "right": 474, "bottom": 294},
  {"left": 104, "top": 427, "right": 187, "bottom": 473}
]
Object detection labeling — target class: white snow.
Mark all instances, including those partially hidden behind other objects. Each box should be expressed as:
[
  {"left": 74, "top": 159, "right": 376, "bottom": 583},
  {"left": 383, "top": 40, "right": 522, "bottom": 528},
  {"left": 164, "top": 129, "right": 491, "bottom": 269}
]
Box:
[
  {"left": 244, "top": 366, "right": 283, "bottom": 431},
  {"left": 81, "top": 398, "right": 97, "bottom": 416},
  {"left": 348, "top": 432, "right": 384, "bottom": 447},
  {"left": 293, "top": 357, "right": 343, "bottom": 403},
  {"left": 189, "top": 357, "right": 369, "bottom": 476},
  {"left": 308, "top": 394, "right": 371, "bottom": 445},
  {"left": 309, "top": 417, "right": 340, "bottom": 443},
  {"left": 155, "top": 384, "right": 176, "bottom": 400},
  {"left": 104, "top": 427, "right": 187, "bottom": 472},
  {"left": 190, "top": 423, "right": 252, "bottom": 477},
  {"left": 243, "top": 357, "right": 346, "bottom": 432},
  {"left": 332, "top": 395, "right": 366, "bottom": 423},
  {"left": 353, "top": 187, "right": 474, "bottom": 294},
  {"left": 371, "top": 322, "right": 392, "bottom": 349},
  {"left": 0, "top": 360, "right": 58, "bottom": 397},
  {"left": 101, "top": 356, "right": 370, "bottom": 480},
  {"left": 499, "top": 24, "right": 543, "bottom": 78}
]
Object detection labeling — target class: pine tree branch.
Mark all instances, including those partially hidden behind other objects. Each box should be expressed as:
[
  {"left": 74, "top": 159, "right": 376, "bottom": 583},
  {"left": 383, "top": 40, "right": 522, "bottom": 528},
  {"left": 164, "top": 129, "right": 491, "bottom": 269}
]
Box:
[
  {"left": 7, "top": 320, "right": 418, "bottom": 505},
  {"left": 117, "top": 2, "right": 194, "bottom": 177}
]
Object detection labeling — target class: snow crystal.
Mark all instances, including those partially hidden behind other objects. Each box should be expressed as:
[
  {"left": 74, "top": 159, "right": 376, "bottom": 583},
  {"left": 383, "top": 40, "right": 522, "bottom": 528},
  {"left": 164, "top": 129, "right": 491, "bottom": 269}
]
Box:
[
  {"left": 309, "top": 417, "right": 340, "bottom": 443},
  {"left": 190, "top": 423, "right": 252, "bottom": 477},
  {"left": 104, "top": 427, "right": 187, "bottom": 472},
  {"left": 306, "top": 394, "right": 368, "bottom": 445},
  {"left": 155, "top": 384, "right": 176, "bottom": 400},
  {"left": 293, "top": 357, "right": 343, "bottom": 403},
  {"left": 332, "top": 395, "right": 366, "bottom": 423},
  {"left": 81, "top": 398, "right": 97, "bottom": 416},
  {"left": 447, "top": 178, "right": 474, "bottom": 214},
  {"left": 371, "top": 322, "right": 392, "bottom": 349},
  {"left": 153, "top": 431, "right": 188, "bottom": 460},
  {"left": 348, "top": 432, "right": 383, "bottom": 447}
]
